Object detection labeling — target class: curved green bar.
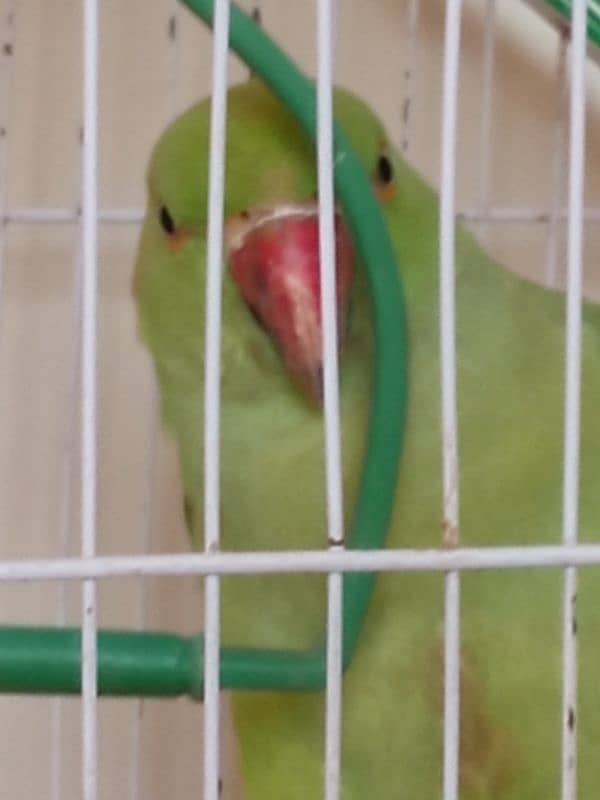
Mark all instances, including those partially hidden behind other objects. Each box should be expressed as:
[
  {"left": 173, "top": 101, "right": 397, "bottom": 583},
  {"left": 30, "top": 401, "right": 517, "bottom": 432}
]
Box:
[{"left": 180, "top": 0, "right": 408, "bottom": 687}]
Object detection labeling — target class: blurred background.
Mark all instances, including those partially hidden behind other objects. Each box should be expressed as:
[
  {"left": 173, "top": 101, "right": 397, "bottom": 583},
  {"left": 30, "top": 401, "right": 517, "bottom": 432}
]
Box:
[{"left": 0, "top": 0, "right": 598, "bottom": 796}]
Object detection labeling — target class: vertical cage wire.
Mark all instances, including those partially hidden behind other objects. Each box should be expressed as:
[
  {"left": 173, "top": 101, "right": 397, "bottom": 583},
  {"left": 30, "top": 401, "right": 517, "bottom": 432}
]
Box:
[
  {"left": 81, "top": 1, "right": 100, "bottom": 798},
  {"left": 561, "top": 0, "right": 588, "bottom": 797},
  {"left": 0, "top": 0, "right": 16, "bottom": 341},
  {"left": 477, "top": 0, "right": 496, "bottom": 233},
  {"left": 400, "top": 0, "right": 420, "bottom": 155},
  {"left": 316, "top": 0, "right": 344, "bottom": 797},
  {"left": 127, "top": 2, "right": 183, "bottom": 796},
  {"left": 439, "top": 0, "right": 463, "bottom": 798},
  {"left": 51, "top": 236, "right": 83, "bottom": 800},
  {"left": 546, "top": 28, "right": 569, "bottom": 287},
  {"left": 202, "top": 1, "right": 231, "bottom": 797}
]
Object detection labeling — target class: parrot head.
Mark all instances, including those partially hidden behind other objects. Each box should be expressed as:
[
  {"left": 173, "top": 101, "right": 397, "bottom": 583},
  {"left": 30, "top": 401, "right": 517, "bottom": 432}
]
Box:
[{"left": 134, "top": 79, "right": 397, "bottom": 407}]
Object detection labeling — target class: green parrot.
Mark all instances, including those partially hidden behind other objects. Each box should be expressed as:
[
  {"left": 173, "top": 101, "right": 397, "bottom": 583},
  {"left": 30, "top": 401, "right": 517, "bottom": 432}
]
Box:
[{"left": 133, "top": 77, "right": 600, "bottom": 798}]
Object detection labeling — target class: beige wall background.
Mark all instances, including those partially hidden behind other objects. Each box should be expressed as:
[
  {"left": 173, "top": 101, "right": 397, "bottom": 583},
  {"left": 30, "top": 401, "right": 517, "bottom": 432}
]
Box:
[{"left": 0, "top": 0, "right": 598, "bottom": 797}]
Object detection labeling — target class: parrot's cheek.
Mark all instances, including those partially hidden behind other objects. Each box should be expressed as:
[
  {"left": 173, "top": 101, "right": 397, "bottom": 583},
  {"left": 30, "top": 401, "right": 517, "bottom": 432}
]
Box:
[{"left": 227, "top": 204, "right": 356, "bottom": 404}]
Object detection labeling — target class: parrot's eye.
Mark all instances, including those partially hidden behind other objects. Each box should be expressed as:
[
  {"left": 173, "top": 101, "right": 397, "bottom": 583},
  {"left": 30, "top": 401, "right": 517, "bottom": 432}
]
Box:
[
  {"left": 159, "top": 205, "right": 176, "bottom": 235},
  {"left": 375, "top": 154, "right": 394, "bottom": 185}
]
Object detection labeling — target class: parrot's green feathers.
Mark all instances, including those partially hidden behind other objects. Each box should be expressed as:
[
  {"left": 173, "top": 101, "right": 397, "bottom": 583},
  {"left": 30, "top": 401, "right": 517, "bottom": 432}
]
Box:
[
  {"left": 143, "top": 79, "right": 387, "bottom": 233},
  {"left": 134, "top": 77, "right": 600, "bottom": 799}
]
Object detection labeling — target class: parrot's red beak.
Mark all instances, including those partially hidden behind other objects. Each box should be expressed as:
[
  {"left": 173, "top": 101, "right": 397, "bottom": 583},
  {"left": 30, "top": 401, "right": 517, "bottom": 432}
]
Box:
[{"left": 227, "top": 203, "right": 355, "bottom": 405}]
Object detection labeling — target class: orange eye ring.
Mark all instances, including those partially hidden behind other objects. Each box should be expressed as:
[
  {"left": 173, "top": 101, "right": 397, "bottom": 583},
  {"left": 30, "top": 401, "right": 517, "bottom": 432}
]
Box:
[
  {"left": 375, "top": 181, "right": 396, "bottom": 203},
  {"left": 166, "top": 229, "right": 192, "bottom": 254}
]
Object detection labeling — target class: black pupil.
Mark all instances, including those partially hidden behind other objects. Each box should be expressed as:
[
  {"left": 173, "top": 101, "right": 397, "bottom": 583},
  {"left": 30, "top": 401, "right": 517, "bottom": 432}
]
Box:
[
  {"left": 159, "top": 205, "right": 175, "bottom": 235},
  {"left": 377, "top": 155, "right": 393, "bottom": 184}
]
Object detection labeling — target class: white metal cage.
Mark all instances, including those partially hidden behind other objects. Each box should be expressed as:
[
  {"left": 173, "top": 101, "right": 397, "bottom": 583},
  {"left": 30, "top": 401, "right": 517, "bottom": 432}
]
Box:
[{"left": 0, "top": 1, "right": 599, "bottom": 798}]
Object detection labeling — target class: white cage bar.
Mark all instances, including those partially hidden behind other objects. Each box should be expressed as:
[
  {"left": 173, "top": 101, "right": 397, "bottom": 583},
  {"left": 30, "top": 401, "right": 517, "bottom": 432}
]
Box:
[
  {"left": 80, "top": 1, "right": 100, "bottom": 798},
  {"left": 477, "top": 0, "right": 496, "bottom": 225},
  {"left": 202, "top": 0, "right": 232, "bottom": 797},
  {"left": 0, "top": 0, "right": 16, "bottom": 341},
  {"left": 439, "top": 0, "right": 463, "bottom": 797},
  {"left": 316, "top": 1, "right": 344, "bottom": 797},
  {"left": 561, "top": 0, "right": 588, "bottom": 797},
  {"left": 6, "top": 204, "right": 600, "bottom": 226},
  {"left": 51, "top": 199, "right": 84, "bottom": 800},
  {"left": 128, "top": 2, "right": 182, "bottom": 796},
  {"left": 0, "top": 544, "right": 599, "bottom": 581},
  {"left": 400, "top": 0, "right": 420, "bottom": 154},
  {"left": 545, "top": 28, "right": 569, "bottom": 287}
]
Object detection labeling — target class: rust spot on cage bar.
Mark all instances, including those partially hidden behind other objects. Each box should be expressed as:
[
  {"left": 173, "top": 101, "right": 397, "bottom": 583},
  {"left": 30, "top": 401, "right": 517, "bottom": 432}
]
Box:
[{"left": 442, "top": 518, "right": 459, "bottom": 548}]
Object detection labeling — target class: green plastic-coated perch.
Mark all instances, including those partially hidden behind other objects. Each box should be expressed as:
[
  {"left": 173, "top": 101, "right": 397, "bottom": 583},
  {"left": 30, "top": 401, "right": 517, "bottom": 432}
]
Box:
[{"left": 0, "top": 627, "right": 203, "bottom": 697}]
